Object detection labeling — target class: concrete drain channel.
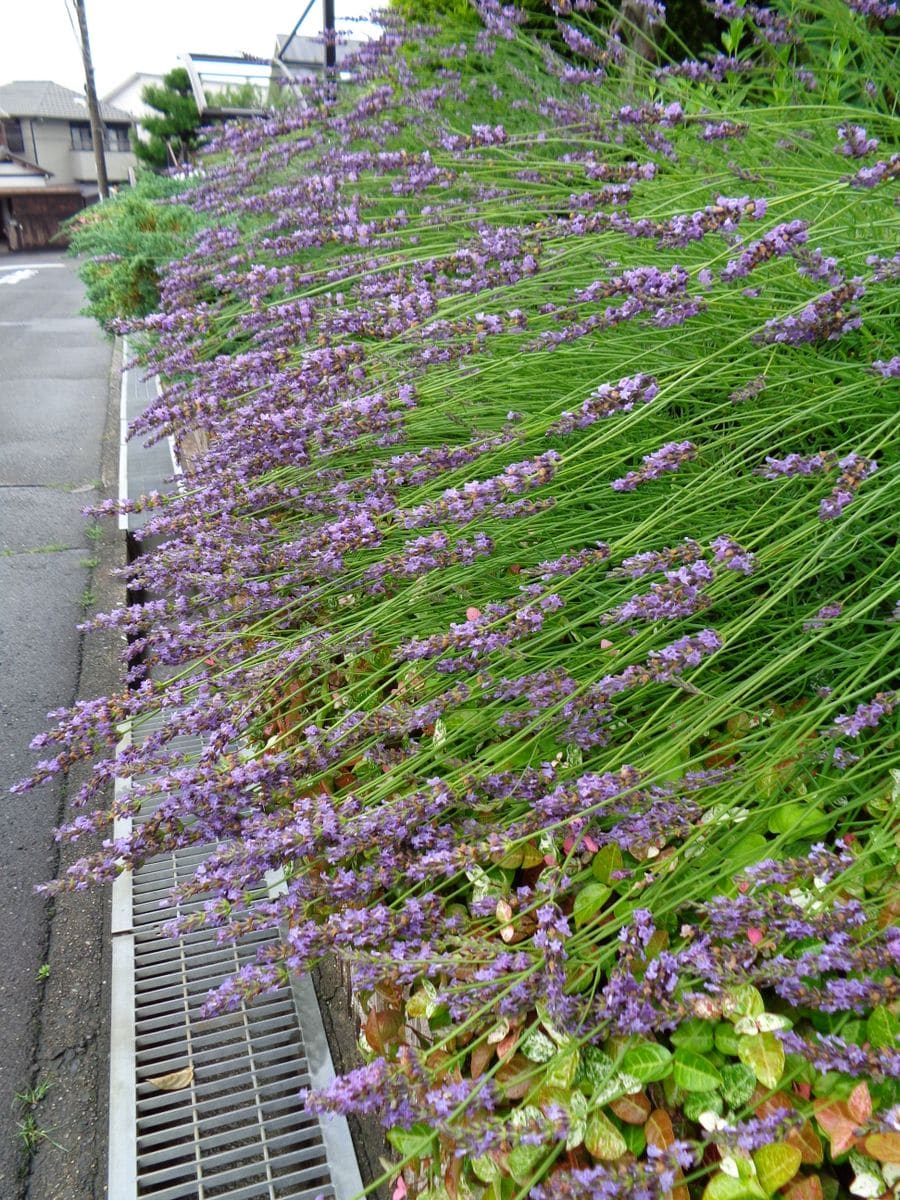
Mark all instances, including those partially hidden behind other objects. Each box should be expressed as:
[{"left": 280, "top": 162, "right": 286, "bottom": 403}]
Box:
[{"left": 110, "top": 350, "right": 363, "bottom": 1199}]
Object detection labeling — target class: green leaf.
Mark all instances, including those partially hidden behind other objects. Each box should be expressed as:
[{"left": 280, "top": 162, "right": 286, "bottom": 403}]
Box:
[
  {"left": 621, "top": 1121, "right": 646, "bottom": 1156},
  {"left": 715, "top": 1022, "right": 742, "bottom": 1057},
  {"left": 508, "top": 1141, "right": 544, "bottom": 1185},
  {"left": 866, "top": 1006, "right": 896, "bottom": 1051},
  {"left": 573, "top": 882, "right": 611, "bottom": 929},
  {"left": 724, "top": 985, "right": 765, "bottom": 1021},
  {"left": 575, "top": 1046, "right": 615, "bottom": 1091},
  {"left": 684, "top": 1089, "right": 724, "bottom": 1122},
  {"left": 584, "top": 1109, "right": 627, "bottom": 1160},
  {"left": 592, "top": 844, "right": 623, "bottom": 884},
  {"left": 621, "top": 1041, "right": 673, "bottom": 1084},
  {"left": 387, "top": 1123, "right": 437, "bottom": 1160},
  {"left": 720, "top": 1063, "right": 757, "bottom": 1109},
  {"left": 752, "top": 1143, "right": 802, "bottom": 1194},
  {"left": 671, "top": 1018, "right": 715, "bottom": 1053},
  {"left": 406, "top": 980, "right": 438, "bottom": 1019},
  {"left": 471, "top": 1154, "right": 500, "bottom": 1184},
  {"left": 767, "top": 803, "right": 832, "bottom": 838},
  {"left": 546, "top": 1047, "right": 580, "bottom": 1090},
  {"left": 520, "top": 1027, "right": 557, "bottom": 1063},
  {"left": 673, "top": 1048, "right": 723, "bottom": 1092},
  {"left": 848, "top": 1149, "right": 885, "bottom": 1198},
  {"left": 722, "top": 833, "right": 769, "bottom": 873},
  {"left": 565, "top": 1089, "right": 589, "bottom": 1150},
  {"left": 701, "top": 1173, "right": 767, "bottom": 1200},
  {"left": 738, "top": 1031, "right": 785, "bottom": 1089}
]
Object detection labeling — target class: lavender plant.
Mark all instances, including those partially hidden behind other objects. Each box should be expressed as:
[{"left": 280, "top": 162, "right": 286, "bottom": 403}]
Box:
[{"left": 30, "top": 0, "right": 900, "bottom": 1196}]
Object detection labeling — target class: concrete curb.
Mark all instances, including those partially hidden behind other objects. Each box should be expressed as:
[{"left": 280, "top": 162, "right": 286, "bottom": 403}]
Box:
[{"left": 25, "top": 337, "right": 125, "bottom": 1200}]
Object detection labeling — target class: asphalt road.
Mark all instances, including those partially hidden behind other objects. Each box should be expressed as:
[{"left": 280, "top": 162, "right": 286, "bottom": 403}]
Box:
[{"left": 0, "top": 251, "right": 112, "bottom": 1194}]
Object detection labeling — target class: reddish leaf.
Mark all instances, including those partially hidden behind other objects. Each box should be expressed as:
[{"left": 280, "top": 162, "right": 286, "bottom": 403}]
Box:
[
  {"left": 444, "top": 1149, "right": 462, "bottom": 1200},
  {"left": 670, "top": 1173, "right": 691, "bottom": 1200},
  {"left": 783, "top": 1176, "right": 824, "bottom": 1200},
  {"left": 646, "top": 1109, "right": 676, "bottom": 1150},
  {"left": 864, "top": 1133, "right": 900, "bottom": 1163},
  {"left": 496, "top": 1029, "right": 519, "bottom": 1060},
  {"left": 365, "top": 1006, "right": 403, "bottom": 1054},
  {"left": 495, "top": 1054, "right": 533, "bottom": 1100},
  {"left": 848, "top": 1082, "right": 872, "bottom": 1124},
  {"left": 814, "top": 1100, "right": 861, "bottom": 1157},
  {"left": 755, "top": 1089, "right": 795, "bottom": 1118},
  {"left": 469, "top": 1040, "right": 495, "bottom": 1079},
  {"left": 790, "top": 1119, "right": 824, "bottom": 1167},
  {"left": 610, "top": 1091, "right": 651, "bottom": 1125}
]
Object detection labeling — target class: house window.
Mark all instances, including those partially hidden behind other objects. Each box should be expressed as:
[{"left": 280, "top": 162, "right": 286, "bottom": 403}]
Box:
[
  {"left": 71, "top": 121, "right": 93, "bottom": 150},
  {"left": 105, "top": 124, "right": 131, "bottom": 152},
  {"left": 1, "top": 119, "right": 25, "bottom": 155}
]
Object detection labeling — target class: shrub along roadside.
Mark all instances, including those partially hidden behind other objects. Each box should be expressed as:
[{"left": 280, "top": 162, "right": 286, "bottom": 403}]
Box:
[
  {"left": 62, "top": 171, "right": 200, "bottom": 329},
  {"left": 22, "top": 2, "right": 900, "bottom": 1198}
]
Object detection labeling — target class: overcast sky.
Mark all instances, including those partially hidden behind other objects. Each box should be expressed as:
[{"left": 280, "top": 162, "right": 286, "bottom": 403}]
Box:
[{"left": 0, "top": 1, "right": 380, "bottom": 97}]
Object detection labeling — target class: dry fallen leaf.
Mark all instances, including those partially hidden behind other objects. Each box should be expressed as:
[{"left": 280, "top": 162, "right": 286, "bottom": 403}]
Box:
[{"left": 146, "top": 1065, "right": 194, "bottom": 1091}]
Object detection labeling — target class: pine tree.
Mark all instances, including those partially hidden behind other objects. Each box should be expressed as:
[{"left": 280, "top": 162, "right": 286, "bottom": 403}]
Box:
[{"left": 133, "top": 68, "right": 201, "bottom": 170}]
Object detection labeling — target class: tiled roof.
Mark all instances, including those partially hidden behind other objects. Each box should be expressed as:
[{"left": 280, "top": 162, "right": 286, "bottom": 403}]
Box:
[
  {"left": 0, "top": 80, "right": 133, "bottom": 122},
  {"left": 0, "top": 147, "right": 51, "bottom": 175}
]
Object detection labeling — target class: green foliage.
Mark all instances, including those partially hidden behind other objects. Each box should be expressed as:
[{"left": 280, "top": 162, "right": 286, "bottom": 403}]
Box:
[
  {"left": 45, "top": 1, "right": 900, "bottom": 1196},
  {"left": 133, "top": 67, "right": 201, "bottom": 170},
  {"left": 391, "top": 0, "right": 475, "bottom": 22},
  {"left": 63, "top": 173, "right": 200, "bottom": 328}
]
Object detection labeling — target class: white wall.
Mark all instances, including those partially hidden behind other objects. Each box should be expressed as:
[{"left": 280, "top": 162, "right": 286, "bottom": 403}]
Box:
[{"left": 23, "top": 118, "right": 135, "bottom": 190}]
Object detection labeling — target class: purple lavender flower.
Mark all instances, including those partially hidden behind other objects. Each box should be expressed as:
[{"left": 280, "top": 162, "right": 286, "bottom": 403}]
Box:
[
  {"left": 756, "top": 279, "right": 865, "bottom": 344},
  {"left": 618, "top": 539, "right": 705, "bottom": 578},
  {"left": 549, "top": 373, "right": 658, "bottom": 435},
  {"left": 819, "top": 453, "right": 877, "bottom": 520},
  {"left": 759, "top": 451, "right": 836, "bottom": 478},
  {"left": 779, "top": 1030, "right": 900, "bottom": 1080},
  {"left": 830, "top": 690, "right": 896, "bottom": 738},
  {"left": 796, "top": 248, "right": 844, "bottom": 287},
  {"left": 703, "top": 0, "right": 797, "bottom": 44},
  {"left": 845, "top": 0, "right": 898, "bottom": 18},
  {"left": 848, "top": 154, "right": 900, "bottom": 188},
  {"left": 710, "top": 535, "right": 755, "bottom": 575},
  {"left": 837, "top": 124, "right": 879, "bottom": 157},
  {"left": 473, "top": 0, "right": 527, "bottom": 38},
  {"left": 658, "top": 54, "right": 751, "bottom": 82},
  {"left": 612, "top": 441, "right": 697, "bottom": 491},
  {"left": 402, "top": 451, "right": 560, "bottom": 528},
  {"left": 611, "top": 562, "right": 714, "bottom": 623},
  {"left": 701, "top": 120, "right": 748, "bottom": 141},
  {"left": 804, "top": 603, "right": 842, "bottom": 630},
  {"left": 871, "top": 356, "right": 900, "bottom": 377},
  {"left": 730, "top": 375, "right": 766, "bottom": 405}
]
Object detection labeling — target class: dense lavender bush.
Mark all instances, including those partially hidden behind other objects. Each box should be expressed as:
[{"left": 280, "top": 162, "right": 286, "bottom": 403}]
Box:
[{"left": 29, "top": 1, "right": 899, "bottom": 1196}]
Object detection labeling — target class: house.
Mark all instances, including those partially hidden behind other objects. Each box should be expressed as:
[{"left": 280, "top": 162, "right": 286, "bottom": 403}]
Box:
[
  {"left": 0, "top": 80, "right": 136, "bottom": 250},
  {"left": 274, "top": 31, "right": 362, "bottom": 78},
  {"left": 102, "top": 72, "right": 165, "bottom": 137}
]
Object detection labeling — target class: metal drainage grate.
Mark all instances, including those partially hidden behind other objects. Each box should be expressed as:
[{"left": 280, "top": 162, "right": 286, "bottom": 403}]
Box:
[
  {"left": 110, "top": 726, "right": 362, "bottom": 1200},
  {"left": 131, "top": 850, "right": 334, "bottom": 1200}
]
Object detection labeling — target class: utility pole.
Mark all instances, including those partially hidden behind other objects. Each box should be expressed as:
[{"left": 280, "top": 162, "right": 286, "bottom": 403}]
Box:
[
  {"left": 72, "top": 0, "right": 109, "bottom": 200},
  {"left": 324, "top": 0, "right": 336, "bottom": 70}
]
